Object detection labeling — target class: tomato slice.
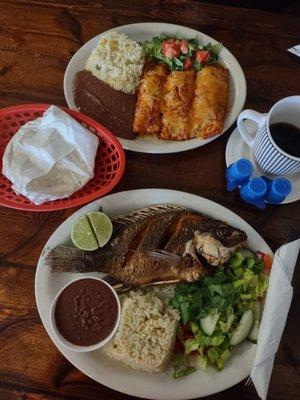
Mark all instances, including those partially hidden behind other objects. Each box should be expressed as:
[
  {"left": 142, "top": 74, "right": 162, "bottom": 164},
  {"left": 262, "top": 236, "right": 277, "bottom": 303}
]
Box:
[
  {"left": 263, "top": 253, "right": 272, "bottom": 273},
  {"left": 173, "top": 337, "right": 184, "bottom": 354},
  {"left": 179, "top": 40, "right": 189, "bottom": 54},
  {"left": 162, "top": 39, "right": 180, "bottom": 58},
  {"left": 196, "top": 50, "right": 210, "bottom": 63},
  {"left": 182, "top": 323, "right": 193, "bottom": 340},
  {"left": 183, "top": 57, "right": 193, "bottom": 70},
  {"left": 162, "top": 39, "right": 174, "bottom": 52}
]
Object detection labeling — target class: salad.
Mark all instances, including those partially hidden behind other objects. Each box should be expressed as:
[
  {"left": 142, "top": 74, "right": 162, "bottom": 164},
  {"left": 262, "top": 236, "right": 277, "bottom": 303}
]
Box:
[
  {"left": 171, "top": 249, "right": 271, "bottom": 378},
  {"left": 141, "top": 35, "right": 222, "bottom": 71}
]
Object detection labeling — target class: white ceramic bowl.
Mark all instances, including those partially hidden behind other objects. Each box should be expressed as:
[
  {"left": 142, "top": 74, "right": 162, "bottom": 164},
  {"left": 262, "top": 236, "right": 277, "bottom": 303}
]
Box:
[{"left": 50, "top": 277, "right": 121, "bottom": 352}]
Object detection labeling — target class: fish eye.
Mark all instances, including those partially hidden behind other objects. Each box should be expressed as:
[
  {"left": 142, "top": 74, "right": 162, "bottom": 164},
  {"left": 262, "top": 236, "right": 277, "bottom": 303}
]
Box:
[{"left": 215, "top": 225, "right": 234, "bottom": 239}]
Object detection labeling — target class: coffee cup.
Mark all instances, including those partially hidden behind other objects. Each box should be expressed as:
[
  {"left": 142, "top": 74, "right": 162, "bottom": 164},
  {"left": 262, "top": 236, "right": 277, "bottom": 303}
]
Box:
[{"left": 237, "top": 96, "right": 300, "bottom": 176}]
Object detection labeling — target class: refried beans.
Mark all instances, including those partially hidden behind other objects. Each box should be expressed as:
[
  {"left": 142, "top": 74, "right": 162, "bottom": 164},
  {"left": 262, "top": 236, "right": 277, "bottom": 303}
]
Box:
[
  {"left": 73, "top": 70, "right": 137, "bottom": 140},
  {"left": 55, "top": 278, "right": 118, "bottom": 346}
]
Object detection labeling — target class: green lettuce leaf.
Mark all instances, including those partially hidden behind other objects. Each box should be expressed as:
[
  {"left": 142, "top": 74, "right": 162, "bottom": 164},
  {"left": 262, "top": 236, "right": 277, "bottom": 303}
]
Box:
[
  {"left": 172, "top": 249, "right": 269, "bottom": 376},
  {"left": 173, "top": 366, "right": 196, "bottom": 379}
]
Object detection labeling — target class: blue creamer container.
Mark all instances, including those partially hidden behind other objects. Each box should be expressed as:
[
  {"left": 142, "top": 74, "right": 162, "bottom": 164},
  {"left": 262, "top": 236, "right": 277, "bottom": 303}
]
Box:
[
  {"left": 262, "top": 176, "right": 292, "bottom": 204},
  {"left": 226, "top": 159, "right": 254, "bottom": 191},
  {"left": 240, "top": 177, "right": 267, "bottom": 209}
]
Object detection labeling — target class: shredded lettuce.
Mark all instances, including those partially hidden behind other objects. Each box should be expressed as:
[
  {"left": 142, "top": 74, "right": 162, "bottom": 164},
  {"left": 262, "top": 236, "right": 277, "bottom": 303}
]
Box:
[
  {"left": 187, "top": 354, "right": 208, "bottom": 370},
  {"left": 171, "top": 249, "right": 269, "bottom": 377},
  {"left": 172, "top": 354, "right": 196, "bottom": 379},
  {"left": 141, "top": 35, "right": 221, "bottom": 71},
  {"left": 173, "top": 366, "right": 196, "bottom": 379},
  {"left": 218, "top": 313, "right": 235, "bottom": 333}
]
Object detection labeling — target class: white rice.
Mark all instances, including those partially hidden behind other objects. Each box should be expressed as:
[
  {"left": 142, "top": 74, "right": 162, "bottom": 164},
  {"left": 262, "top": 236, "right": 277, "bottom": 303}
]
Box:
[
  {"left": 144, "top": 284, "right": 176, "bottom": 301},
  {"left": 102, "top": 287, "right": 179, "bottom": 373},
  {"left": 85, "top": 31, "right": 144, "bottom": 94}
]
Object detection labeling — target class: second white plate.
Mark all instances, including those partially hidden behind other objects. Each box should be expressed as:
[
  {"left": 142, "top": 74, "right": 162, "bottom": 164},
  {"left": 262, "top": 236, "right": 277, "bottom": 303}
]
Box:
[
  {"left": 35, "top": 189, "right": 271, "bottom": 400},
  {"left": 64, "top": 22, "right": 246, "bottom": 153}
]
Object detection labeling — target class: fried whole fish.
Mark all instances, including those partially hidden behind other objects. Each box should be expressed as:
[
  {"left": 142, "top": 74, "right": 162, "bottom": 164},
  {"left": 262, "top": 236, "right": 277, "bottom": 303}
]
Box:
[{"left": 48, "top": 204, "right": 247, "bottom": 285}]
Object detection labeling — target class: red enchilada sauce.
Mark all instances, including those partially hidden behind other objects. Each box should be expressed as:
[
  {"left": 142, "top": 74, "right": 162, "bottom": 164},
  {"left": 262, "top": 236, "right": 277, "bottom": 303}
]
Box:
[{"left": 55, "top": 278, "right": 118, "bottom": 346}]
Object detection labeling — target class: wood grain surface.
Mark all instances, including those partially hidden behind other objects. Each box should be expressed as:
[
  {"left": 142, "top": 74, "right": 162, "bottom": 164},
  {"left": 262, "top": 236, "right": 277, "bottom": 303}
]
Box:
[{"left": 0, "top": 1, "right": 299, "bottom": 399}]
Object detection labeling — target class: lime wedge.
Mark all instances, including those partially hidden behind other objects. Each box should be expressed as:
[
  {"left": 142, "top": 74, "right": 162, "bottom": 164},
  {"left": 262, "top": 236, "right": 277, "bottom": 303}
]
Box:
[
  {"left": 71, "top": 214, "right": 99, "bottom": 251},
  {"left": 87, "top": 212, "right": 113, "bottom": 248}
]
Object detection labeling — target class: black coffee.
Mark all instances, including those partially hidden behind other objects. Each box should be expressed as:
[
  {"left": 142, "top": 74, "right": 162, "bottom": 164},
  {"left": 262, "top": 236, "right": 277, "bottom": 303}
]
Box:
[{"left": 270, "top": 123, "right": 300, "bottom": 158}]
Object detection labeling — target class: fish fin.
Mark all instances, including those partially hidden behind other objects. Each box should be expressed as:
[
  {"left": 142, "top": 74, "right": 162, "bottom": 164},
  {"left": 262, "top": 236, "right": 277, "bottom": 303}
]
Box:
[
  {"left": 112, "top": 204, "right": 187, "bottom": 226},
  {"left": 128, "top": 249, "right": 182, "bottom": 264}
]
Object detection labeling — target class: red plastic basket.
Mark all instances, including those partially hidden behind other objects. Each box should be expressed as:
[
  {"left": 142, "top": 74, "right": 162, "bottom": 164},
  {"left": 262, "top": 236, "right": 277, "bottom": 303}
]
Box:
[{"left": 0, "top": 104, "right": 125, "bottom": 211}]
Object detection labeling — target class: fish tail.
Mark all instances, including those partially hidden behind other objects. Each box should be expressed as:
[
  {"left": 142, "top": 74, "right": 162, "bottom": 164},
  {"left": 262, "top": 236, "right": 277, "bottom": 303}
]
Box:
[{"left": 46, "top": 246, "right": 100, "bottom": 273}]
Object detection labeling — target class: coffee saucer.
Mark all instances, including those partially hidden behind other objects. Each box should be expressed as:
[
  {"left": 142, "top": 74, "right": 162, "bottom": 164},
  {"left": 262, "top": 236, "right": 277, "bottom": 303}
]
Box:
[{"left": 225, "top": 118, "right": 300, "bottom": 204}]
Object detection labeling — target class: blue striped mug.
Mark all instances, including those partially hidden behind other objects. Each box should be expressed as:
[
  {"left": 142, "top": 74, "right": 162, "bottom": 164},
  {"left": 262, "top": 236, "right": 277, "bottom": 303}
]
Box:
[{"left": 237, "top": 96, "right": 300, "bottom": 176}]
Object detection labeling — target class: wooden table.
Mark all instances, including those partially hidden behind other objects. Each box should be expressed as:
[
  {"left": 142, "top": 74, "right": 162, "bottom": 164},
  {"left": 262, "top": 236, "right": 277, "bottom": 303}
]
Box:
[{"left": 0, "top": 1, "right": 299, "bottom": 399}]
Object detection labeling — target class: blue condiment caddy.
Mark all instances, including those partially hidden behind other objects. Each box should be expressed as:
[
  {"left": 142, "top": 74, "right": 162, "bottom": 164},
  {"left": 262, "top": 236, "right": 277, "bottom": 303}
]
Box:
[{"left": 225, "top": 159, "right": 292, "bottom": 209}]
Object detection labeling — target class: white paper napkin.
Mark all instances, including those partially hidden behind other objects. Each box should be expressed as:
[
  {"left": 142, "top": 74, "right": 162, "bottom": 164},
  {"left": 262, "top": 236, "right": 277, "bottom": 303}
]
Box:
[
  {"left": 250, "top": 238, "right": 300, "bottom": 400},
  {"left": 2, "top": 105, "right": 99, "bottom": 204},
  {"left": 287, "top": 45, "right": 300, "bottom": 57}
]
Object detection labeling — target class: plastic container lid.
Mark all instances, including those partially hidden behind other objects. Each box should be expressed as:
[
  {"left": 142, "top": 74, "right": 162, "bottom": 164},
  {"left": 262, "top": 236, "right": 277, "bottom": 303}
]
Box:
[
  {"left": 271, "top": 178, "right": 292, "bottom": 197},
  {"left": 226, "top": 159, "right": 253, "bottom": 191},
  {"left": 232, "top": 159, "right": 253, "bottom": 181},
  {"left": 248, "top": 178, "right": 267, "bottom": 198},
  {"left": 240, "top": 177, "right": 267, "bottom": 209},
  {"left": 264, "top": 177, "right": 292, "bottom": 204}
]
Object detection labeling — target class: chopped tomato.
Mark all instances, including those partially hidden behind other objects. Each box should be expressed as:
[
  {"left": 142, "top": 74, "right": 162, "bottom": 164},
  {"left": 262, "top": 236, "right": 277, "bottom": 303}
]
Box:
[
  {"left": 183, "top": 57, "right": 193, "bottom": 70},
  {"left": 163, "top": 45, "right": 180, "bottom": 58},
  {"left": 182, "top": 323, "right": 193, "bottom": 340},
  {"left": 179, "top": 40, "right": 189, "bottom": 54},
  {"left": 162, "top": 39, "right": 180, "bottom": 58},
  {"left": 182, "top": 323, "right": 190, "bottom": 333},
  {"left": 173, "top": 337, "right": 184, "bottom": 354},
  {"left": 263, "top": 253, "right": 272, "bottom": 273},
  {"left": 162, "top": 39, "right": 174, "bottom": 51},
  {"left": 196, "top": 50, "right": 210, "bottom": 63}
]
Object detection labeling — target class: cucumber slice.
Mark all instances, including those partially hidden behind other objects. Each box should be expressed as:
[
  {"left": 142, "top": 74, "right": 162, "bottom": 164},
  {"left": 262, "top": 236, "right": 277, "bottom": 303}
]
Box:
[
  {"left": 238, "top": 248, "right": 256, "bottom": 259},
  {"left": 200, "top": 313, "right": 220, "bottom": 336},
  {"left": 248, "top": 325, "right": 259, "bottom": 343},
  {"left": 248, "top": 301, "right": 261, "bottom": 343},
  {"left": 230, "top": 310, "right": 254, "bottom": 346}
]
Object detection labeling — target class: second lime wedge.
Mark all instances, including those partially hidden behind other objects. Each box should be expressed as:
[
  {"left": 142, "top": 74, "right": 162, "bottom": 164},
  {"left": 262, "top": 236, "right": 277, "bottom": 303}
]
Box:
[
  {"left": 71, "top": 214, "right": 99, "bottom": 251},
  {"left": 87, "top": 212, "right": 113, "bottom": 248}
]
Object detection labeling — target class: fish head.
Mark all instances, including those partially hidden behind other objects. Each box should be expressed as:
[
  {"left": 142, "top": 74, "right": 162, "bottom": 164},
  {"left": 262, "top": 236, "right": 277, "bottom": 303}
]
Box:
[
  {"left": 210, "top": 224, "right": 247, "bottom": 248},
  {"left": 184, "top": 225, "right": 247, "bottom": 267}
]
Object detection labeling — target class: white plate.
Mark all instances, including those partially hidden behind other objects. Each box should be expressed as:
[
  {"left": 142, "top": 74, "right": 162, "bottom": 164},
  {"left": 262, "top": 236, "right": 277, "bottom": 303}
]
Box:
[
  {"left": 64, "top": 23, "right": 246, "bottom": 154},
  {"left": 226, "top": 119, "right": 300, "bottom": 204},
  {"left": 35, "top": 189, "right": 271, "bottom": 400}
]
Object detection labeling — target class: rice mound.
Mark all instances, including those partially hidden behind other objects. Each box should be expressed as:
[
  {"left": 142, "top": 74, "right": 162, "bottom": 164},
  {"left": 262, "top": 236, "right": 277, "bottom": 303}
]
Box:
[
  {"left": 85, "top": 31, "right": 144, "bottom": 94},
  {"left": 102, "top": 289, "right": 179, "bottom": 373}
]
